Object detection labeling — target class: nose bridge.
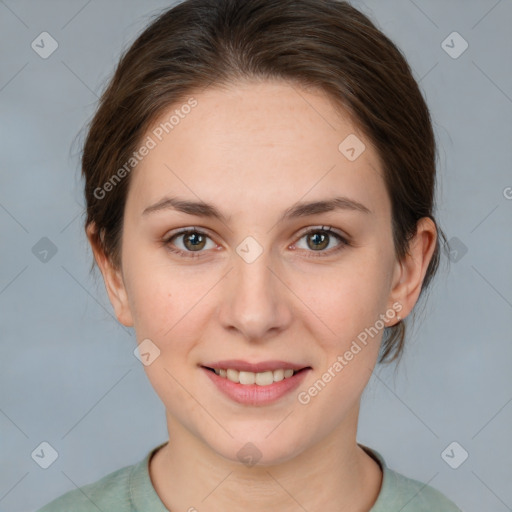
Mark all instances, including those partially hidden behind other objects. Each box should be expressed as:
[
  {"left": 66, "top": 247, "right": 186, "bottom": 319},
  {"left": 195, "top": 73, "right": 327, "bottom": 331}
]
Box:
[{"left": 220, "top": 239, "right": 291, "bottom": 339}]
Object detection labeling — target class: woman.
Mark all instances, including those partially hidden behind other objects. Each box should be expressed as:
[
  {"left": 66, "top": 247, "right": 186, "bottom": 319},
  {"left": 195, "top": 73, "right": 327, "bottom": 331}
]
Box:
[{"left": 39, "top": 0, "right": 461, "bottom": 510}]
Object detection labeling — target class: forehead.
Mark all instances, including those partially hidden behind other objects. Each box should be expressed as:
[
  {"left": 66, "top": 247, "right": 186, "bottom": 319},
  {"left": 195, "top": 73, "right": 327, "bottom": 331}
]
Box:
[{"left": 126, "top": 80, "right": 388, "bottom": 219}]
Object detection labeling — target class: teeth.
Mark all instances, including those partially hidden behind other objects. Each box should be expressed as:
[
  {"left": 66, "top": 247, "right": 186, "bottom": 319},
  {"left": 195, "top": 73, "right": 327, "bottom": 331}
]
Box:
[
  {"left": 239, "top": 371, "right": 255, "bottom": 385},
  {"left": 255, "top": 371, "right": 273, "bottom": 386},
  {"left": 273, "top": 369, "right": 284, "bottom": 382},
  {"left": 226, "top": 368, "right": 239, "bottom": 383},
  {"left": 211, "top": 367, "right": 299, "bottom": 386}
]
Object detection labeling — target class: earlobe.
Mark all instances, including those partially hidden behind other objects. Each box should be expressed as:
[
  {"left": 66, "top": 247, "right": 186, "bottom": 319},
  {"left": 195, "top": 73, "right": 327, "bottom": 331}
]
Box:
[
  {"left": 387, "top": 217, "right": 437, "bottom": 324},
  {"left": 86, "top": 224, "right": 134, "bottom": 328}
]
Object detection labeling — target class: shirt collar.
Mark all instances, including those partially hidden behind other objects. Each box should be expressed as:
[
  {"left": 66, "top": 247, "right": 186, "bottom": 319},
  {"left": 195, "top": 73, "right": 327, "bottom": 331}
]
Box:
[{"left": 129, "top": 441, "right": 392, "bottom": 511}]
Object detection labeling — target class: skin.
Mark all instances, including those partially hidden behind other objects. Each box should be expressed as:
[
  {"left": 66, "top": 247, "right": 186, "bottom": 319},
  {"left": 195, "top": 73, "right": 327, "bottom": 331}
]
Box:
[{"left": 88, "top": 80, "right": 437, "bottom": 511}]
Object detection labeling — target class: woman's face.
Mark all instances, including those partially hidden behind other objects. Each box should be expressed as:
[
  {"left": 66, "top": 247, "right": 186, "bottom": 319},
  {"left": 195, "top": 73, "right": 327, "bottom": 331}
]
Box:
[{"left": 99, "top": 80, "right": 415, "bottom": 464}]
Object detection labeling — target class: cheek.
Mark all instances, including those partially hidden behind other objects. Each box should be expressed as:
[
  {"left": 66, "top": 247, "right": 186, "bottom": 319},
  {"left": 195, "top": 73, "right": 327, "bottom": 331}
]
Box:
[
  {"left": 126, "top": 275, "right": 172, "bottom": 336},
  {"left": 121, "top": 258, "right": 178, "bottom": 354},
  {"left": 126, "top": 268, "right": 201, "bottom": 405},
  {"left": 122, "top": 241, "right": 196, "bottom": 333},
  {"left": 294, "top": 251, "right": 390, "bottom": 345},
  {"left": 295, "top": 271, "right": 384, "bottom": 415},
  {"left": 125, "top": 259, "right": 218, "bottom": 366}
]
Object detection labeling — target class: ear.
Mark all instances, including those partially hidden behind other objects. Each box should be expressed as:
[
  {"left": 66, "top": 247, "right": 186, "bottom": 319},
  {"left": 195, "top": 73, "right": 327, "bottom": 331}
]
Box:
[
  {"left": 387, "top": 217, "right": 438, "bottom": 324},
  {"left": 86, "top": 223, "right": 134, "bottom": 327}
]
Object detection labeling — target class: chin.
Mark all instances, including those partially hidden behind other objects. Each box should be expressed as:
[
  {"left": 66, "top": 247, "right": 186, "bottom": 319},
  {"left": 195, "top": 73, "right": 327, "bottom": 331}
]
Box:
[{"left": 204, "top": 427, "right": 308, "bottom": 468}]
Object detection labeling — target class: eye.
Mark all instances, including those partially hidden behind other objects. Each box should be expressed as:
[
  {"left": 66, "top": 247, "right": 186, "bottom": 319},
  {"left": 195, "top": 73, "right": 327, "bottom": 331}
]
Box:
[
  {"left": 163, "top": 228, "right": 217, "bottom": 258},
  {"left": 292, "top": 226, "right": 349, "bottom": 257},
  {"left": 163, "top": 225, "right": 350, "bottom": 259}
]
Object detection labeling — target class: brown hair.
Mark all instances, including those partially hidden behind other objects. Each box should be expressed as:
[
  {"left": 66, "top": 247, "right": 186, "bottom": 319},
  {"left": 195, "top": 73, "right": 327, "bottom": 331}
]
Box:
[{"left": 81, "top": 0, "right": 448, "bottom": 363}]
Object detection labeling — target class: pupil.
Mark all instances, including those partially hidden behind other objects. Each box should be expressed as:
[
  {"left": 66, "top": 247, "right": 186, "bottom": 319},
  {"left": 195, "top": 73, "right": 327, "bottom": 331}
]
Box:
[
  {"left": 309, "top": 232, "right": 327, "bottom": 250},
  {"left": 187, "top": 232, "right": 204, "bottom": 249}
]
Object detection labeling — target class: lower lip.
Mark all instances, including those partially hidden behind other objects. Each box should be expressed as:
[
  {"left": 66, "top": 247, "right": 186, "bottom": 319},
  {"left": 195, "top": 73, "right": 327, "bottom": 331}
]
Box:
[{"left": 201, "top": 367, "right": 310, "bottom": 406}]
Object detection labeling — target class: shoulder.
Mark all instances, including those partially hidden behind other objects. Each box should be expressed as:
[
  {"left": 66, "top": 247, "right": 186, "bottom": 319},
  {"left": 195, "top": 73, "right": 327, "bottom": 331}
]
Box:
[
  {"left": 360, "top": 444, "right": 462, "bottom": 512},
  {"left": 383, "top": 467, "right": 462, "bottom": 511},
  {"left": 36, "top": 462, "right": 136, "bottom": 512}
]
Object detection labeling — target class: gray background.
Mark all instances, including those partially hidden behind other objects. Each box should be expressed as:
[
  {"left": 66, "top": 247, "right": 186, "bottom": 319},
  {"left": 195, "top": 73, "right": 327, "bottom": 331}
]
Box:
[{"left": 1, "top": 0, "right": 511, "bottom": 511}]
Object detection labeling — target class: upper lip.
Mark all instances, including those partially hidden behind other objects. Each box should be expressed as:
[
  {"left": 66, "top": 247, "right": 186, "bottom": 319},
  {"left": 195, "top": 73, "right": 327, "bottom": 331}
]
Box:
[{"left": 201, "top": 360, "right": 310, "bottom": 373}]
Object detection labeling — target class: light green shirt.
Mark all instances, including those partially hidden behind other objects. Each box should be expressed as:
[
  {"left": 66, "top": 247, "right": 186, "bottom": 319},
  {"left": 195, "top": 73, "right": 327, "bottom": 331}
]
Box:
[{"left": 37, "top": 442, "right": 462, "bottom": 511}]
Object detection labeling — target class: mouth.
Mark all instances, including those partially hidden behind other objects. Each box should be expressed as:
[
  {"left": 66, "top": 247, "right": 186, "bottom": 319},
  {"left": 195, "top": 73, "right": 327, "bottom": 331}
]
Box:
[
  {"left": 200, "top": 360, "right": 312, "bottom": 405},
  {"left": 202, "top": 366, "right": 308, "bottom": 386}
]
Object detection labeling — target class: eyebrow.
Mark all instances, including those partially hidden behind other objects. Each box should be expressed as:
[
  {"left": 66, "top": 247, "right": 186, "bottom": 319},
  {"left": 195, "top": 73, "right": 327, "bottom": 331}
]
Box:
[{"left": 142, "top": 195, "right": 372, "bottom": 223}]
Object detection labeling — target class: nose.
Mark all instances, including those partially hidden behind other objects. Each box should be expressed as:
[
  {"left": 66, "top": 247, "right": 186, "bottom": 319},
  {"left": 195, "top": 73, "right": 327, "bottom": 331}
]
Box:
[{"left": 218, "top": 246, "right": 293, "bottom": 342}]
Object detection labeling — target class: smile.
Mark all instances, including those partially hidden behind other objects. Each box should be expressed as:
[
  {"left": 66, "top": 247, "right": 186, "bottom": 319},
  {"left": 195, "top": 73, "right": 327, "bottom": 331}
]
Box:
[
  {"left": 200, "top": 360, "right": 311, "bottom": 406},
  {"left": 205, "top": 367, "right": 298, "bottom": 386}
]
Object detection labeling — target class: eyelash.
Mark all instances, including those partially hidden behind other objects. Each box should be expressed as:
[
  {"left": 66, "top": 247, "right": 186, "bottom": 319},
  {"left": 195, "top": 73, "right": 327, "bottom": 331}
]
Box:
[{"left": 162, "top": 226, "right": 350, "bottom": 259}]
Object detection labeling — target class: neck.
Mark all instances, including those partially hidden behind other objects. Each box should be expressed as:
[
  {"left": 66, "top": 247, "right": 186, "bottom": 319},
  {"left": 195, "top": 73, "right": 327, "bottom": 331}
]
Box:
[{"left": 149, "top": 404, "right": 382, "bottom": 512}]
